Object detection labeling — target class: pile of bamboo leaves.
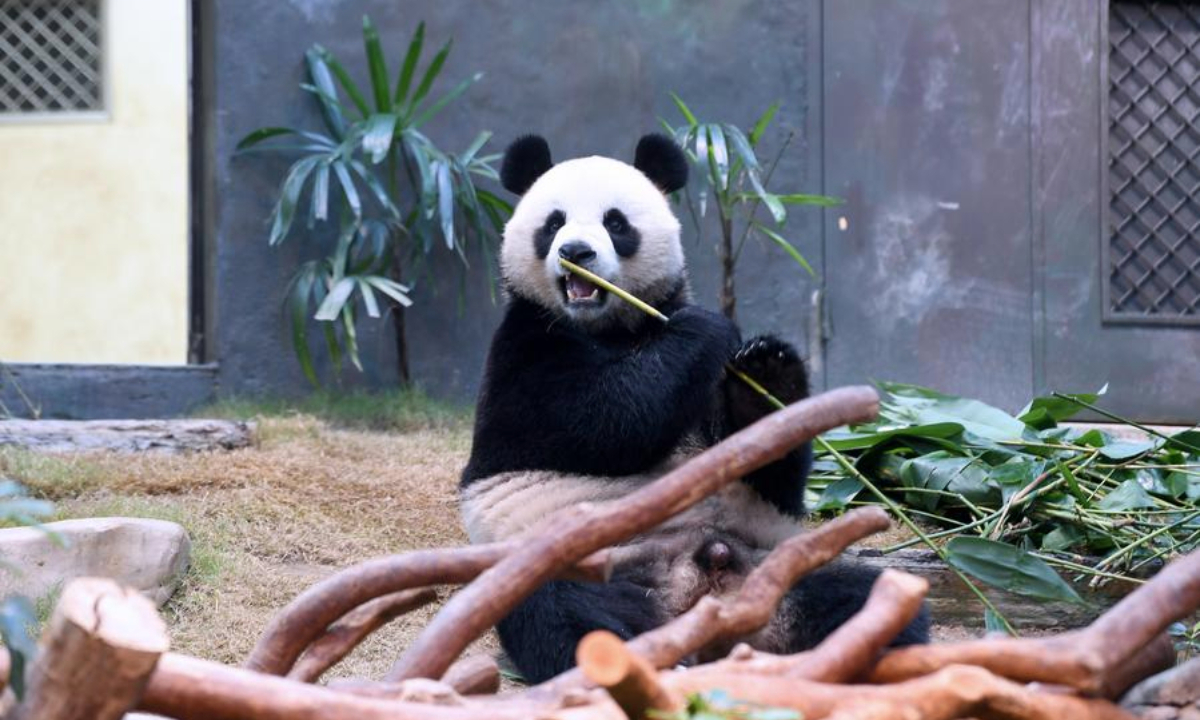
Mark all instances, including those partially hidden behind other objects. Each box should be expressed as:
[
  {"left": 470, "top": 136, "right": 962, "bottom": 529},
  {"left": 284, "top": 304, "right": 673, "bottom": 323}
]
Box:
[{"left": 811, "top": 382, "right": 1200, "bottom": 636}]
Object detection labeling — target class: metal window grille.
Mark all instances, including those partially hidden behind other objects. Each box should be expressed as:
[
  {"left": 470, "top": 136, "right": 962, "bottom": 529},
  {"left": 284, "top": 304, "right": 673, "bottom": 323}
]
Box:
[
  {"left": 1107, "top": 1, "right": 1200, "bottom": 323},
  {"left": 0, "top": 0, "right": 103, "bottom": 115}
]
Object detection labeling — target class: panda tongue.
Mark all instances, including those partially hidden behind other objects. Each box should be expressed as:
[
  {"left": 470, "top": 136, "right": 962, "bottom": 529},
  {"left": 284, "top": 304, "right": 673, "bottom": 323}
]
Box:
[{"left": 567, "top": 275, "right": 599, "bottom": 301}]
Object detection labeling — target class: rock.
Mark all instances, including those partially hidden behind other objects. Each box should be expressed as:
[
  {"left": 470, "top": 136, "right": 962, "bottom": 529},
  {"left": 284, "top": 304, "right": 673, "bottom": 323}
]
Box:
[
  {"left": 0, "top": 518, "right": 191, "bottom": 607},
  {"left": 0, "top": 419, "right": 254, "bottom": 454},
  {"left": 1123, "top": 657, "right": 1200, "bottom": 719}
]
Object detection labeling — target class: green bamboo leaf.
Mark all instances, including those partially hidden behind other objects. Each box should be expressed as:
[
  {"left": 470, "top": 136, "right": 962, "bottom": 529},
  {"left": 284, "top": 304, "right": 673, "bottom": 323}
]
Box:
[
  {"left": 412, "top": 72, "right": 481, "bottom": 128},
  {"left": 287, "top": 265, "right": 320, "bottom": 385},
  {"left": 436, "top": 161, "right": 456, "bottom": 249},
  {"left": 820, "top": 422, "right": 965, "bottom": 452},
  {"left": 269, "top": 156, "right": 322, "bottom": 245},
  {"left": 394, "top": 22, "right": 425, "bottom": 105},
  {"left": 706, "top": 124, "right": 729, "bottom": 191},
  {"left": 341, "top": 304, "right": 363, "bottom": 371},
  {"left": 361, "top": 113, "right": 399, "bottom": 163},
  {"left": 408, "top": 39, "right": 452, "bottom": 114},
  {"left": 775, "top": 193, "right": 842, "bottom": 206},
  {"left": 332, "top": 161, "right": 361, "bottom": 219},
  {"left": 945, "top": 537, "right": 1085, "bottom": 604},
  {"left": 236, "top": 127, "right": 335, "bottom": 152},
  {"left": 357, "top": 278, "right": 381, "bottom": 318},
  {"left": 347, "top": 159, "right": 400, "bottom": 218},
  {"left": 749, "top": 101, "right": 779, "bottom": 146},
  {"left": 310, "top": 162, "right": 330, "bottom": 224},
  {"left": 813, "top": 477, "right": 863, "bottom": 512},
  {"left": 364, "top": 276, "right": 413, "bottom": 307},
  {"left": 752, "top": 223, "right": 816, "bottom": 276},
  {"left": 669, "top": 91, "right": 698, "bottom": 127},
  {"left": 1018, "top": 386, "right": 1107, "bottom": 429},
  {"left": 315, "top": 277, "right": 356, "bottom": 321},
  {"left": 0, "top": 596, "right": 37, "bottom": 699},
  {"left": 304, "top": 47, "right": 346, "bottom": 138},
  {"left": 361, "top": 16, "right": 392, "bottom": 112},
  {"left": 314, "top": 46, "right": 369, "bottom": 118},
  {"left": 1097, "top": 479, "right": 1157, "bottom": 511},
  {"left": 460, "top": 131, "right": 492, "bottom": 165}
]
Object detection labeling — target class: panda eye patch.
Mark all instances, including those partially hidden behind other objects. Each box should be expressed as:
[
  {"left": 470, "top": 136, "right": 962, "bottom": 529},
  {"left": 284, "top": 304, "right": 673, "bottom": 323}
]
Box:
[
  {"left": 534, "top": 210, "right": 566, "bottom": 259},
  {"left": 603, "top": 209, "right": 629, "bottom": 235},
  {"left": 545, "top": 211, "right": 566, "bottom": 234}
]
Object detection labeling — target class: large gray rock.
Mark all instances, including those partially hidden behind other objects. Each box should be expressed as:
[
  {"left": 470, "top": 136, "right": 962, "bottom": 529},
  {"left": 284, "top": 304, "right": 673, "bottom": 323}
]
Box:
[
  {"left": 1123, "top": 657, "right": 1200, "bottom": 720},
  {"left": 0, "top": 518, "right": 191, "bottom": 607}
]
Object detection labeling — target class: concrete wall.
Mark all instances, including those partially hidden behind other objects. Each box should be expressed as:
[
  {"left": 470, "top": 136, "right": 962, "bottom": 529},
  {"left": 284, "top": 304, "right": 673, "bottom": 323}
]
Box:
[{"left": 0, "top": 0, "right": 189, "bottom": 365}]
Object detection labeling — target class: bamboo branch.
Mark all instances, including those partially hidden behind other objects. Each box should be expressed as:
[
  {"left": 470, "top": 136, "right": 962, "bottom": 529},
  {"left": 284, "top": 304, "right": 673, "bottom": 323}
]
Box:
[
  {"left": 288, "top": 588, "right": 439, "bottom": 683},
  {"left": 246, "top": 544, "right": 610, "bottom": 676},
  {"left": 386, "top": 386, "right": 881, "bottom": 682}
]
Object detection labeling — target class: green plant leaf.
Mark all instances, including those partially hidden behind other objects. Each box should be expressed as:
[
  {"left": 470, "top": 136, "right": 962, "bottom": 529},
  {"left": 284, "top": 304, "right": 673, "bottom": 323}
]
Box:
[
  {"left": 749, "top": 101, "right": 779, "bottom": 146},
  {"left": 1018, "top": 387, "right": 1107, "bottom": 429},
  {"left": 821, "top": 422, "right": 964, "bottom": 451},
  {"left": 1099, "top": 440, "right": 1157, "bottom": 460},
  {"left": 705, "top": 124, "right": 729, "bottom": 191},
  {"left": 314, "top": 46, "right": 369, "bottom": 119},
  {"left": 813, "top": 477, "right": 863, "bottom": 512},
  {"left": 435, "top": 161, "right": 456, "bottom": 249},
  {"left": 775, "top": 193, "right": 842, "bottom": 206},
  {"left": 983, "top": 606, "right": 1013, "bottom": 635},
  {"left": 362, "top": 113, "right": 399, "bottom": 163},
  {"left": 945, "top": 537, "right": 1084, "bottom": 604},
  {"left": 332, "top": 161, "right": 362, "bottom": 219},
  {"left": 878, "top": 382, "right": 1027, "bottom": 442},
  {"left": 1097, "top": 479, "right": 1158, "bottom": 511},
  {"left": 361, "top": 16, "right": 392, "bottom": 112},
  {"left": 347, "top": 159, "right": 400, "bottom": 219},
  {"left": 412, "top": 72, "right": 482, "bottom": 128},
  {"left": 408, "top": 39, "right": 451, "bottom": 114},
  {"left": 304, "top": 46, "right": 346, "bottom": 139},
  {"left": 0, "top": 596, "right": 36, "bottom": 700},
  {"left": 752, "top": 223, "right": 816, "bottom": 276},
  {"left": 669, "top": 91, "right": 698, "bottom": 127},
  {"left": 287, "top": 264, "right": 320, "bottom": 385},
  {"left": 268, "top": 156, "right": 323, "bottom": 245},
  {"left": 394, "top": 22, "right": 425, "bottom": 105},
  {"left": 235, "top": 126, "right": 335, "bottom": 152},
  {"left": 364, "top": 276, "right": 413, "bottom": 307},
  {"left": 341, "top": 303, "right": 363, "bottom": 371},
  {"left": 309, "top": 162, "right": 330, "bottom": 224},
  {"left": 315, "top": 277, "right": 357, "bottom": 321},
  {"left": 724, "top": 124, "right": 785, "bottom": 224},
  {"left": 899, "top": 452, "right": 996, "bottom": 510},
  {"left": 357, "top": 278, "right": 381, "bottom": 318},
  {"left": 460, "top": 131, "right": 492, "bottom": 165}
]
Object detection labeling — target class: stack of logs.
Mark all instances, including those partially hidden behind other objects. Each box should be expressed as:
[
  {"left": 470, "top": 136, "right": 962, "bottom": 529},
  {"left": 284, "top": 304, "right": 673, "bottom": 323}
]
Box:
[{"left": 7, "top": 387, "right": 1200, "bottom": 720}]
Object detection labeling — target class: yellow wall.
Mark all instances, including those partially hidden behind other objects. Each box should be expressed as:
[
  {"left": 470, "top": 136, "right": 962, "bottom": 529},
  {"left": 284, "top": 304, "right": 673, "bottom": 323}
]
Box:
[{"left": 0, "top": 0, "right": 189, "bottom": 365}]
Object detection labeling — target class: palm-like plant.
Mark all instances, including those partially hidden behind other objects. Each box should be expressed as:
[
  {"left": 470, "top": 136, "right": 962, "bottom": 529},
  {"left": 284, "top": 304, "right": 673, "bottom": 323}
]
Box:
[
  {"left": 238, "top": 18, "right": 510, "bottom": 385},
  {"left": 663, "top": 94, "right": 838, "bottom": 321}
]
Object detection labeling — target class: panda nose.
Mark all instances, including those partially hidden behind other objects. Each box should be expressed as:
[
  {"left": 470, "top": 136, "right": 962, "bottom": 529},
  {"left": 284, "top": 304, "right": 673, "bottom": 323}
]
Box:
[{"left": 558, "top": 241, "right": 597, "bottom": 264}]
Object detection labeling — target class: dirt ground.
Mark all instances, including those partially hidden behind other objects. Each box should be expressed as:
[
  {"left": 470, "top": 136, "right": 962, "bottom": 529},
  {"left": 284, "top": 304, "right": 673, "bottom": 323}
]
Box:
[{"left": 0, "top": 408, "right": 970, "bottom": 683}]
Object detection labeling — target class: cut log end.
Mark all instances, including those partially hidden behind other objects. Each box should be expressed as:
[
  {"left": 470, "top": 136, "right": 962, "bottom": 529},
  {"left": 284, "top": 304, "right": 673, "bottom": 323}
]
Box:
[{"left": 578, "top": 631, "right": 634, "bottom": 687}]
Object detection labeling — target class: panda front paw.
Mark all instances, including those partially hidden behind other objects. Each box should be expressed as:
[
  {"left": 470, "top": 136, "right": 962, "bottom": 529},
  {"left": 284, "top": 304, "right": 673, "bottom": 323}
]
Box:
[{"left": 726, "top": 335, "right": 809, "bottom": 428}]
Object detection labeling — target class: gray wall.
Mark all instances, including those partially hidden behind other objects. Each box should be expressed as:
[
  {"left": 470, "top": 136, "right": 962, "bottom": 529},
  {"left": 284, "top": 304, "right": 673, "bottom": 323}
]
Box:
[{"left": 207, "top": 0, "right": 824, "bottom": 404}]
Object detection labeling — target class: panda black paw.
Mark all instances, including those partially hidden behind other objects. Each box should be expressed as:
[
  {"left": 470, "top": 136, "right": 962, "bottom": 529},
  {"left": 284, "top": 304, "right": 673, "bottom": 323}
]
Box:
[{"left": 726, "top": 335, "right": 809, "bottom": 429}]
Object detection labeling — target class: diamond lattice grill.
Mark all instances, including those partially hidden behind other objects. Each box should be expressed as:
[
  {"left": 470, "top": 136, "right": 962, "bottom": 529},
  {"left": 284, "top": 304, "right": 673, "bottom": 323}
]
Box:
[
  {"left": 0, "top": 0, "right": 102, "bottom": 113},
  {"left": 1108, "top": 1, "right": 1200, "bottom": 320}
]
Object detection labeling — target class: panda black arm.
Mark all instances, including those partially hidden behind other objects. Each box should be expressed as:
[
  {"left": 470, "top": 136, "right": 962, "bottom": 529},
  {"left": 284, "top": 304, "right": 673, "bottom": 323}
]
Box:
[{"left": 463, "top": 299, "right": 739, "bottom": 481}]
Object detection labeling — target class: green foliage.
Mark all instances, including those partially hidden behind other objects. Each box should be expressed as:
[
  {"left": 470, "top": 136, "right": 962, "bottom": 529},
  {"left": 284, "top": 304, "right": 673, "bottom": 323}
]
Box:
[
  {"left": 0, "top": 480, "right": 55, "bottom": 699},
  {"left": 238, "top": 17, "right": 509, "bottom": 385},
  {"left": 812, "top": 383, "right": 1200, "bottom": 624},
  {"left": 662, "top": 94, "right": 838, "bottom": 319},
  {"left": 650, "top": 690, "right": 800, "bottom": 720}
]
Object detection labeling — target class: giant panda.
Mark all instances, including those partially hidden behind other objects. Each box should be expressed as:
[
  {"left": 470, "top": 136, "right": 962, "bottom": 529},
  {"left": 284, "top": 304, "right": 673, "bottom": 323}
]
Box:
[{"left": 460, "top": 133, "right": 929, "bottom": 683}]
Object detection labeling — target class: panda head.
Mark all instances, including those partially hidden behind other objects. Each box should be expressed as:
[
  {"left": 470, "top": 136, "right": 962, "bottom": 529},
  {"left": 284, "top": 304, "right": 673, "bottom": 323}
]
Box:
[{"left": 498, "top": 134, "right": 689, "bottom": 332}]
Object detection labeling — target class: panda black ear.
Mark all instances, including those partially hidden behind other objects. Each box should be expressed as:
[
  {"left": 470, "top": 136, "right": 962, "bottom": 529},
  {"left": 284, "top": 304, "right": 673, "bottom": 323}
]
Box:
[
  {"left": 501, "top": 135, "right": 554, "bottom": 195},
  {"left": 633, "top": 134, "right": 688, "bottom": 194}
]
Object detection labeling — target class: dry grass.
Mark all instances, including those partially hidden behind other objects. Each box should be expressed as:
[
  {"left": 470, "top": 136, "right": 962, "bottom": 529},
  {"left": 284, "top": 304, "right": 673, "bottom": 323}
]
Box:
[{"left": 0, "top": 410, "right": 489, "bottom": 681}]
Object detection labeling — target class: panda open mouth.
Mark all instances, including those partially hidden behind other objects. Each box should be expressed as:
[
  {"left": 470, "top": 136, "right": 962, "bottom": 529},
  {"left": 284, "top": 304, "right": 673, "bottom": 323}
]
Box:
[{"left": 562, "top": 275, "right": 606, "bottom": 305}]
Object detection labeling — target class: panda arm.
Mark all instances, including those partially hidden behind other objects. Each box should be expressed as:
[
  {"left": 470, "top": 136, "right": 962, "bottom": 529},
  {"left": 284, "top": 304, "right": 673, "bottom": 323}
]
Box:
[{"left": 466, "top": 302, "right": 739, "bottom": 479}]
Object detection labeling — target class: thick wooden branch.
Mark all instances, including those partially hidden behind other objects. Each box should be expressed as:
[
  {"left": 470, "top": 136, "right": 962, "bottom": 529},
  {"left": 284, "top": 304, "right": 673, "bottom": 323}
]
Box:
[
  {"left": 869, "top": 538, "right": 1200, "bottom": 696},
  {"left": 287, "top": 588, "right": 439, "bottom": 683},
  {"left": 577, "top": 631, "right": 681, "bottom": 719},
  {"left": 15, "top": 577, "right": 168, "bottom": 720},
  {"left": 667, "top": 664, "right": 1137, "bottom": 720},
  {"left": 387, "top": 387, "right": 882, "bottom": 682},
  {"left": 246, "top": 544, "right": 610, "bottom": 676},
  {"left": 440, "top": 655, "right": 502, "bottom": 696}
]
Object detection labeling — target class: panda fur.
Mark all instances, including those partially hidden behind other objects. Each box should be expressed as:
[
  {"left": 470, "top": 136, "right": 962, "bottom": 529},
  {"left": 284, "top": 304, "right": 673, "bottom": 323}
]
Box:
[{"left": 460, "top": 133, "right": 929, "bottom": 683}]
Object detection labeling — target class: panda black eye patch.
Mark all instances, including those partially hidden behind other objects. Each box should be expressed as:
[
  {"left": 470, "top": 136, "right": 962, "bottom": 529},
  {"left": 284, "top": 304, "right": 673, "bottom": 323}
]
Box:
[
  {"left": 603, "top": 208, "right": 641, "bottom": 257},
  {"left": 534, "top": 210, "right": 566, "bottom": 259}
]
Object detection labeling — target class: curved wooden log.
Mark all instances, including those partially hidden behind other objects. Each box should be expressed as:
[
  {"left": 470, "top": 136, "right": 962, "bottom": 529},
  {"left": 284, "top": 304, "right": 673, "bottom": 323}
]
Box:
[
  {"left": 288, "top": 588, "right": 439, "bottom": 683},
  {"left": 387, "top": 386, "right": 882, "bottom": 682},
  {"left": 246, "top": 544, "right": 610, "bottom": 676},
  {"left": 870, "top": 539, "right": 1200, "bottom": 696},
  {"left": 441, "top": 655, "right": 502, "bottom": 696}
]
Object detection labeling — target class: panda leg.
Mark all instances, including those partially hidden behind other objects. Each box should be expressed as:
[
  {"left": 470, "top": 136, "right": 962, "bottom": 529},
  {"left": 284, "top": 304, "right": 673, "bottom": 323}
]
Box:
[
  {"left": 725, "top": 335, "right": 812, "bottom": 516},
  {"left": 778, "top": 560, "right": 930, "bottom": 652},
  {"left": 497, "top": 579, "right": 666, "bottom": 684}
]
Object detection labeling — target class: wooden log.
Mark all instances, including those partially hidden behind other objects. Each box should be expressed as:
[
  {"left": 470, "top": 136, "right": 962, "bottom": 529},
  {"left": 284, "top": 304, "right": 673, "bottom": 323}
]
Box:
[
  {"left": 577, "top": 632, "right": 681, "bottom": 719},
  {"left": 246, "top": 545, "right": 610, "bottom": 676},
  {"left": 440, "top": 655, "right": 501, "bottom": 696},
  {"left": 287, "top": 588, "right": 439, "bottom": 683},
  {"left": 388, "top": 387, "right": 881, "bottom": 682},
  {"left": 15, "top": 577, "right": 168, "bottom": 720},
  {"left": 0, "top": 419, "right": 253, "bottom": 454}
]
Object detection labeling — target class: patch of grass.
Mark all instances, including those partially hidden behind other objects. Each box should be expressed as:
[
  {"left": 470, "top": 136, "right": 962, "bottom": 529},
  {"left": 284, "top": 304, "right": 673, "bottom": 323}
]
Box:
[{"left": 198, "top": 387, "right": 472, "bottom": 433}]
